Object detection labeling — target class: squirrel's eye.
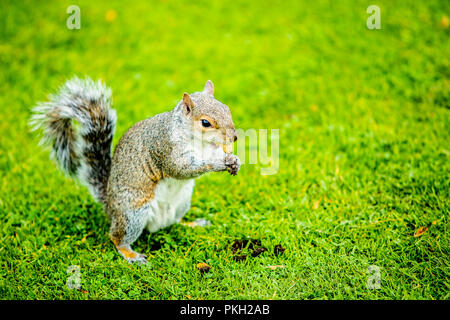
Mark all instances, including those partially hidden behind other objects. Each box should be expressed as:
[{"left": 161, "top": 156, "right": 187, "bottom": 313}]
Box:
[{"left": 201, "top": 119, "right": 212, "bottom": 128}]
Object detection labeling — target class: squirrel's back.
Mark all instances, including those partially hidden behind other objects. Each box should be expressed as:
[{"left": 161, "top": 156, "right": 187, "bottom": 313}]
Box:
[{"left": 106, "top": 111, "right": 176, "bottom": 210}]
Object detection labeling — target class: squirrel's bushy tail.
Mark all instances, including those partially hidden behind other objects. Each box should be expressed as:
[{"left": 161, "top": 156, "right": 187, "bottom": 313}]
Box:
[{"left": 30, "top": 77, "right": 117, "bottom": 204}]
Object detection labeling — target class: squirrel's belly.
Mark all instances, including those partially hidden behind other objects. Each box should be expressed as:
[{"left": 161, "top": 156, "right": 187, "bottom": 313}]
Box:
[{"left": 144, "top": 178, "right": 195, "bottom": 233}]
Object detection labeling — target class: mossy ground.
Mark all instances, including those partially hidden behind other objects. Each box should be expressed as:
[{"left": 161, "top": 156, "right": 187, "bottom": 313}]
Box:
[{"left": 0, "top": 0, "right": 448, "bottom": 299}]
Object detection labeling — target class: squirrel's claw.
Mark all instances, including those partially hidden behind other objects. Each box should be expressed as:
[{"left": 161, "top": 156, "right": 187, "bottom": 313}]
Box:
[
  {"left": 225, "top": 154, "right": 241, "bottom": 176},
  {"left": 126, "top": 254, "right": 148, "bottom": 265},
  {"left": 116, "top": 245, "right": 148, "bottom": 265}
]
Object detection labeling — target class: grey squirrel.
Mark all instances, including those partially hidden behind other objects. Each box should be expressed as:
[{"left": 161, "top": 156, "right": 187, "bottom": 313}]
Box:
[{"left": 30, "top": 77, "right": 240, "bottom": 264}]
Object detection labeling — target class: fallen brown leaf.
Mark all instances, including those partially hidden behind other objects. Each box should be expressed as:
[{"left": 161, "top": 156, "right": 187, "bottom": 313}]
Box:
[
  {"left": 196, "top": 262, "right": 209, "bottom": 269},
  {"left": 77, "top": 288, "right": 89, "bottom": 294},
  {"left": 414, "top": 226, "right": 428, "bottom": 237},
  {"left": 196, "top": 262, "right": 211, "bottom": 275}
]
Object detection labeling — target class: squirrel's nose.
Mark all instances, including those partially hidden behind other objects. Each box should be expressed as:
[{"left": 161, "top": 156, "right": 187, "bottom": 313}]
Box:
[{"left": 227, "top": 128, "right": 238, "bottom": 142}]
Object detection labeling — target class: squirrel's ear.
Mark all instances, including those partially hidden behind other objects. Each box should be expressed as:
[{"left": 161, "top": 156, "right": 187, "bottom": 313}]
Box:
[
  {"left": 203, "top": 80, "right": 214, "bottom": 96},
  {"left": 182, "top": 93, "right": 194, "bottom": 115}
]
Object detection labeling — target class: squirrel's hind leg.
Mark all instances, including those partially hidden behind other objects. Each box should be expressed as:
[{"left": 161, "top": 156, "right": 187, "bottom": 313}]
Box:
[
  {"left": 109, "top": 209, "right": 148, "bottom": 265},
  {"left": 115, "top": 244, "right": 147, "bottom": 265}
]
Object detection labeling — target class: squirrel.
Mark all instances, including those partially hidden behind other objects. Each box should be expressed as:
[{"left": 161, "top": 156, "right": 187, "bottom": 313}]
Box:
[{"left": 30, "top": 77, "right": 240, "bottom": 264}]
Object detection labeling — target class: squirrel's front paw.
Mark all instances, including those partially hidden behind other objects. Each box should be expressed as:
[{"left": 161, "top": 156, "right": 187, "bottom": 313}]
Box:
[{"left": 225, "top": 154, "right": 241, "bottom": 176}]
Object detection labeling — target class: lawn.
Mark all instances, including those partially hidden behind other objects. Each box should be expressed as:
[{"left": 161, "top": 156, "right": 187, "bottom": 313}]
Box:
[{"left": 0, "top": 0, "right": 449, "bottom": 300}]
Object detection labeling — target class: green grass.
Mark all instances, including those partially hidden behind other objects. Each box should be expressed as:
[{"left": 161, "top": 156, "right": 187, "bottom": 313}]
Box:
[{"left": 0, "top": 0, "right": 449, "bottom": 300}]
